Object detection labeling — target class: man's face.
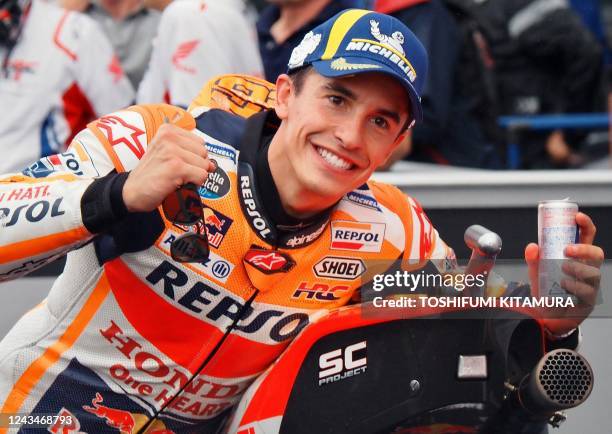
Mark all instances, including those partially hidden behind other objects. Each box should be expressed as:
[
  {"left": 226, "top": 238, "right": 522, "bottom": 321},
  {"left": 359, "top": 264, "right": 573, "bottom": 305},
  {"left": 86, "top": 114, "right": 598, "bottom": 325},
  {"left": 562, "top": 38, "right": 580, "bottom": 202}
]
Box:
[{"left": 274, "top": 70, "right": 410, "bottom": 204}]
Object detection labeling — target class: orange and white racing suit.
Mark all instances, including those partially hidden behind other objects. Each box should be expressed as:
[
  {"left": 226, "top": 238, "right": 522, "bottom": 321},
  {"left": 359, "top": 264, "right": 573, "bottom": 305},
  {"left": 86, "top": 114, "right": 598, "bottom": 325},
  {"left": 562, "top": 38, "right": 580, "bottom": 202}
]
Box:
[{"left": 0, "top": 77, "right": 454, "bottom": 433}]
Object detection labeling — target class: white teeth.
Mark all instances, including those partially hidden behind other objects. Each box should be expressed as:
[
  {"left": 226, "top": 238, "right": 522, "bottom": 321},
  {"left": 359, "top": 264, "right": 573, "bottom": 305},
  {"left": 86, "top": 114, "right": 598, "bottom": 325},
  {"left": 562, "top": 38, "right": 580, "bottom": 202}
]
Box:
[{"left": 316, "top": 147, "right": 353, "bottom": 170}]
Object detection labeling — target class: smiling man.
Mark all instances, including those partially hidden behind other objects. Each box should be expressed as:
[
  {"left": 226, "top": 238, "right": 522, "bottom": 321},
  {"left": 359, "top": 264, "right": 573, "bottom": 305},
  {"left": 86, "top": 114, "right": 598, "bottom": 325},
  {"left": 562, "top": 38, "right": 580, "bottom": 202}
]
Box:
[{"left": 0, "top": 8, "right": 603, "bottom": 434}]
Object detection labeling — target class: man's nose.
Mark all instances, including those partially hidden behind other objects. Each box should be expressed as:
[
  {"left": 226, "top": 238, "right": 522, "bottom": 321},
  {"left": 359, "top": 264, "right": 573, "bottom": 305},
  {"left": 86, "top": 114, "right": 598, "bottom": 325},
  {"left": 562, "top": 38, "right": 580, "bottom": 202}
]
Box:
[{"left": 334, "top": 118, "right": 363, "bottom": 150}]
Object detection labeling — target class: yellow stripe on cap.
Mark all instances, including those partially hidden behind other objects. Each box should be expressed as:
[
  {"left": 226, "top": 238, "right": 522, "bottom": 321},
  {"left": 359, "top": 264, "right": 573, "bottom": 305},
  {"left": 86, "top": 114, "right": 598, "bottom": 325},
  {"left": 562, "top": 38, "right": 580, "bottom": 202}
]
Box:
[{"left": 321, "top": 9, "right": 371, "bottom": 60}]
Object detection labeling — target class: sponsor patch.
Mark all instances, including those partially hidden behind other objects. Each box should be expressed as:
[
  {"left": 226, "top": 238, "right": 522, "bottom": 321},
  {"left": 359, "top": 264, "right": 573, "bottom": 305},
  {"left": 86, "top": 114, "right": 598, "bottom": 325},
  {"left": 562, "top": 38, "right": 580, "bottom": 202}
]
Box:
[
  {"left": 206, "top": 143, "right": 237, "bottom": 163},
  {"left": 285, "top": 222, "right": 327, "bottom": 248},
  {"left": 199, "top": 159, "right": 230, "bottom": 200},
  {"left": 0, "top": 185, "right": 50, "bottom": 202},
  {"left": 343, "top": 20, "right": 416, "bottom": 82},
  {"left": 0, "top": 198, "right": 65, "bottom": 227},
  {"left": 203, "top": 207, "right": 232, "bottom": 248},
  {"left": 313, "top": 256, "right": 365, "bottom": 280},
  {"left": 22, "top": 149, "right": 99, "bottom": 179},
  {"left": 330, "top": 57, "right": 382, "bottom": 71},
  {"left": 244, "top": 248, "right": 295, "bottom": 274},
  {"left": 330, "top": 221, "right": 385, "bottom": 252},
  {"left": 288, "top": 31, "right": 321, "bottom": 69},
  {"left": 318, "top": 341, "right": 367, "bottom": 386},
  {"left": 292, "top": 282, "right": 350, "bottom": 301},
  {"left": 345, "top": 191, "right": 381, "bottom": 212},
  {"left": 239, "top": 174, "right": 272, "bottom": 240},
  {"left": 96, "top": 113, "right": 147, "bottom": 166},
  {"left": 145, "top": 261, "right": 309, "bottom": 342},
  {"left": 159, "top": 229, "right": 235, "bottom": 283}
]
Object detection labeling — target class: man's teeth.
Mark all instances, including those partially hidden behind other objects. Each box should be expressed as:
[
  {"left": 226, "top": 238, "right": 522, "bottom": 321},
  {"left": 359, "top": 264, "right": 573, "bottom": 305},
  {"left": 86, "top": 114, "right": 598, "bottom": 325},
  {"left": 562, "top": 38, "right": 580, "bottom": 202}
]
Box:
[{"left": 317, "top": 147, "right": 353, "bottom": 170}]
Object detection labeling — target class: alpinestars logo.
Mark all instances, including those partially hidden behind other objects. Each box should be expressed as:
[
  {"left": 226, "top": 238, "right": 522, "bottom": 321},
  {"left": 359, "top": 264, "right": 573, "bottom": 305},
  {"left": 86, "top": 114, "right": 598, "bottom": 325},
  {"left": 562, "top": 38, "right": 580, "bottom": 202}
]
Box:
[
  {"left": 96, "top": 115, "right": 146, "bottom": 159},
  {"left": 244, "top": 248, "right": 295, "bottom": 274},
  {"left": 318, "top": 341, "right": 367, "bottom": 386},
  {"left": 285, "top": 222, "right": 327, "bottom": 248}
]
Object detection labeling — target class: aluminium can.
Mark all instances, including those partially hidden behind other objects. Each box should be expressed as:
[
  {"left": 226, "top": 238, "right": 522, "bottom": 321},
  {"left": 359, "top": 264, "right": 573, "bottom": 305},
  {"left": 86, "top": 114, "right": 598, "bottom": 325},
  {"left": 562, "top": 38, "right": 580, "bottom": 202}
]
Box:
[{"left": 537, "top": 200, "right": 578, "bottom": 297}]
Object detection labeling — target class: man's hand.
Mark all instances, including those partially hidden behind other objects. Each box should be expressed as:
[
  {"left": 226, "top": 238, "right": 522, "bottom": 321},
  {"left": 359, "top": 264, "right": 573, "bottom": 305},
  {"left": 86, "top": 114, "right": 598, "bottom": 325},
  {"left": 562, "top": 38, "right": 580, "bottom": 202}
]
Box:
[
  {"left": 525, "top": 212, "right": 604, "bottom": 336},
  {"left": 122, "top": 123, "right": 215, "bottom": 212}
]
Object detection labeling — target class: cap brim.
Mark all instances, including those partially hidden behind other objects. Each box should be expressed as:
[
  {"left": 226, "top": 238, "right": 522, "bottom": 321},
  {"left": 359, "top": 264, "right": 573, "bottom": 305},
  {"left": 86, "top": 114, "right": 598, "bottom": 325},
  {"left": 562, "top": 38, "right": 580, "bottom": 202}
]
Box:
[{"left": 310, "top": 58, "right": 423, "bottom": 124}]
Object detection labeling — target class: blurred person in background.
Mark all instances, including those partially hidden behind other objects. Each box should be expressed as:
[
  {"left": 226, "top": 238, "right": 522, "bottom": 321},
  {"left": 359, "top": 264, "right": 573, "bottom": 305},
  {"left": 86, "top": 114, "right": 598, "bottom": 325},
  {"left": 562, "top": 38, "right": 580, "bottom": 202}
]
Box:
[
  {"left": 137, "top": 0, "right": 263, "bottom": 107},
  {"left": 376, "top": 0, "right": 503, "bottom": 168},
  {"left": 257, "top": 0, "right": 367, "bottom": 82},
  {"left": 62, "top": 0, "right": 161, "bottom": 88},
  {"left": 469, "top": 0, "right": 605, "bottom": 168},
  {"left": 0, "top": 0, "right": 133, "bottom": 174}
]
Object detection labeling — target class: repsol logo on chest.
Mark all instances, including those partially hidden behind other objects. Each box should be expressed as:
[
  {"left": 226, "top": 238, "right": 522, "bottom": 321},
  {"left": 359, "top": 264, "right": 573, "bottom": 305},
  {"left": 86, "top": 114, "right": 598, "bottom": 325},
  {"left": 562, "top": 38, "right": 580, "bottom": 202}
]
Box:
[
  {"left": 240, "top": 175, "right": 271, "bottom": 239},
  {"left": 145, "top": 261, "right": 309, "bottom": 342},
  {"left": 199, "top": 160, "right": 230, "bottom": 200},
  {"left": 0, "top": 197, "right": 65, "bottom": 227}
]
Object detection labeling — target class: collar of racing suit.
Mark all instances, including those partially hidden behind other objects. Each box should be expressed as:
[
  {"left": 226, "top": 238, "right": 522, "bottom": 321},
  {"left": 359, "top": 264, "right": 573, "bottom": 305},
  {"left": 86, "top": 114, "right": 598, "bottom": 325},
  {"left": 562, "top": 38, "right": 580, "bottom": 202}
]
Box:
[{"left": 238, "top": 110, "right": 333, "bottom": 249}]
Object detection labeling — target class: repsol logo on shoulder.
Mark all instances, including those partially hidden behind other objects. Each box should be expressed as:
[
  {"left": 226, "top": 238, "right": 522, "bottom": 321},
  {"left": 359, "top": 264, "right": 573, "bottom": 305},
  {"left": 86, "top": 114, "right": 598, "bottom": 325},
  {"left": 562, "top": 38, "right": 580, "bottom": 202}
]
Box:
[
  {"left": 240, "top": 175, "right": 271, "bottom": 239},
  {"left": 146, "top": 261, "right": 309, "bottom": 343}
]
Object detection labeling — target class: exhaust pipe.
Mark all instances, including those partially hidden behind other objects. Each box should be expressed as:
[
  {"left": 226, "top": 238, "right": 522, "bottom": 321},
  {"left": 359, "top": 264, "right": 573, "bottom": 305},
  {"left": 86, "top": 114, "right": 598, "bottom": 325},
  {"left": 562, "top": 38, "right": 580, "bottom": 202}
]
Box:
[{"left": 481, "top": 349, "right": 593, "bottom": 433}]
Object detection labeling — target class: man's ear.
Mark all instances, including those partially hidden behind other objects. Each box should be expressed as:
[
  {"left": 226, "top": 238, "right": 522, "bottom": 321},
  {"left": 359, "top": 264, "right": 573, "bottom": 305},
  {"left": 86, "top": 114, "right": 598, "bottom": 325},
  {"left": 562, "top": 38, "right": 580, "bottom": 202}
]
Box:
[{"left": 274, "top": 74, "right": 293, "bottom": 120}]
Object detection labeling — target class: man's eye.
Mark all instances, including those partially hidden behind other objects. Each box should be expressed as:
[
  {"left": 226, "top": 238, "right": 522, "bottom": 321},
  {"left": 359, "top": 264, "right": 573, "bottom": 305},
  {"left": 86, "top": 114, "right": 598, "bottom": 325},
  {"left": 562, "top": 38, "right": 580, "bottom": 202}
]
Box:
[
  {"left": 328, "top": 95, "right": 344, "bottom": 105},
  {"left": 372, "top": 117, "right": 389, "bottom": 129}
]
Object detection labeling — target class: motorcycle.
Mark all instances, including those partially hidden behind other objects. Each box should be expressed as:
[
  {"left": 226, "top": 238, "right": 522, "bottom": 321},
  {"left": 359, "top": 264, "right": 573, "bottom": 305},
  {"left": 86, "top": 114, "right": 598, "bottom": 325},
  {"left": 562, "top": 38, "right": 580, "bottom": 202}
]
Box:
[{"left": 224, "top": 226, "right": 593, "bottom": 434}]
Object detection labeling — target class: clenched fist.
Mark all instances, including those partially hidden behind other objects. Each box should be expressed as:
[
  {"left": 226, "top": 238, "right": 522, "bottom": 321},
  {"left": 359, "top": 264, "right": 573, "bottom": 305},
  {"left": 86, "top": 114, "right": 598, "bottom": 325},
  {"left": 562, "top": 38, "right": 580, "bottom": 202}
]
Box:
[{"left": 122, "top": 123, "right": 215, "bottom": 212}]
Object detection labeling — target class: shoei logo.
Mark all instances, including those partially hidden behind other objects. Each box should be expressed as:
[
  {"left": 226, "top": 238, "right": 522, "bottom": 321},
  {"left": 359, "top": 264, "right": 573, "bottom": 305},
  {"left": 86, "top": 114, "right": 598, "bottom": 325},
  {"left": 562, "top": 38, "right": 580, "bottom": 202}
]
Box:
[
  {"left": 331, "top": 221, "right": 385, "bottom": 252},
  {"left": 318, "top": 341, "right": 367, "bottom": 386},
  {"left": 344, "top": 20, "right": 416, "bottom": 83},
  {"left": 314, "top": 256, "right": 365, "bottom": 280}
]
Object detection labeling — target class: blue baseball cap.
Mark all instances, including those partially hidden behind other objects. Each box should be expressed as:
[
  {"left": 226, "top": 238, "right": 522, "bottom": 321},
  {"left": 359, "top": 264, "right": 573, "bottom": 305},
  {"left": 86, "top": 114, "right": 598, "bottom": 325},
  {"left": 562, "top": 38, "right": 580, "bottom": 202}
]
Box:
[{"left": 287, "top": 9, "right": 428, "bottom": 126}]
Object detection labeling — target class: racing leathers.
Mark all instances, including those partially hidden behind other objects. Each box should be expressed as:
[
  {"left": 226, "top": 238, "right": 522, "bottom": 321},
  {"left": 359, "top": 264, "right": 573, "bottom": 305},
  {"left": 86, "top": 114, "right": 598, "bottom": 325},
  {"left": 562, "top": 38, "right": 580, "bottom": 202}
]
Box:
[
  {"left": 137, "top": 0, "right": 263, "bottom": 108},
  {"left": 0, "top": 91, "right": 453, "bottom": 432},
  {"left": 0, "top": 0, "right": 134, "bottom": 174}
]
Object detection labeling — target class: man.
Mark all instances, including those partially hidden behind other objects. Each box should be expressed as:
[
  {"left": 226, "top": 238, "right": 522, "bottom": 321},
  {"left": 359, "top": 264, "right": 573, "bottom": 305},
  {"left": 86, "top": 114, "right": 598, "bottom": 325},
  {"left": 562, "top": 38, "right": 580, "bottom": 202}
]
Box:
[
  {"left": 469, "top": 0, "right": 604, "bottom": 168},
  {"left": 83, "top": 0, "right": 160, "bottom": 89},
  {"left": 377, "top": 0, "right": 503, "bottom": 168},
  {"left": 0, "top": 0, "right": 134, "bottom": 174},
  {"left": 0, "top": 9, "right": 603, "bottom": 434},
  {"left": 257, "top": 0, "right": 366, "bottom": 81},
  {"left": 137, "top": 0, "right": 263, "bottom": 107}
]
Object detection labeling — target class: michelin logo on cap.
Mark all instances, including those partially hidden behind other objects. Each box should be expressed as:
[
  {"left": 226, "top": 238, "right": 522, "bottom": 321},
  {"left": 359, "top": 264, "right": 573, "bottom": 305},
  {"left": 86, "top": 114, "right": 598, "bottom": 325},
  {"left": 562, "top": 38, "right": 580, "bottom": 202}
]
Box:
[{"left": 343, "top": 20, "right": 417, "bottom": 83}]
